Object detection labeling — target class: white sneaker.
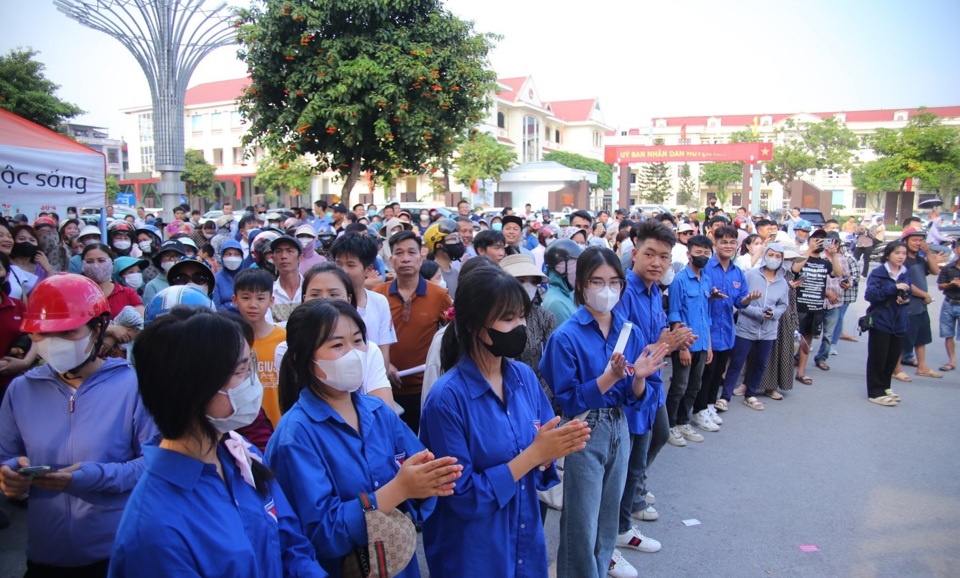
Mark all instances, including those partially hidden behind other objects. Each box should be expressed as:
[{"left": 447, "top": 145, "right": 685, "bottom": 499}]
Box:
[
  {"left": 617, "top": 526, "right": 663, "bottom": 553},
  {"left": 632, "top": 505, "right": 659, "bottom": 521},
  {"left": 830, "top": 347, "right": 838, "bottom": 356},
  {"left": 707, "top": 405, "right": 723, "bottom": 425},
  {"left": 667, "top": 426, "right": 687, "bottom": 447},
  {"left": 608, "top": 548, "right": 639, "bottom": 578},
  {"left": 678, "top": 424, "right": 704, "bottom": 442},
  {"left": 643, "top": 491, "right": 655, "bottom": 505},
  {"left": 691, "top": 410, "right": 720, "bottom": 432}
]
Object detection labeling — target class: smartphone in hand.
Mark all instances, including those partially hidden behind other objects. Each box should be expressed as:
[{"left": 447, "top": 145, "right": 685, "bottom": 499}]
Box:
[{"left": 18, "top": 466, "right": 52, "bottom": 479}]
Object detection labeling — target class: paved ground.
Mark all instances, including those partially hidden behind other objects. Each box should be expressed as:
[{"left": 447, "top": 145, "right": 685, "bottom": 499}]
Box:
[{"left": 2, "top": 296, "right": 958, "bottom": 578}]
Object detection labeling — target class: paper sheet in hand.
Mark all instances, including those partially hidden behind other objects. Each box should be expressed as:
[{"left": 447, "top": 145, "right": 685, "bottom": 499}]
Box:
[{"left": 397, "top": 365, "right": 426, "bottom": 378}]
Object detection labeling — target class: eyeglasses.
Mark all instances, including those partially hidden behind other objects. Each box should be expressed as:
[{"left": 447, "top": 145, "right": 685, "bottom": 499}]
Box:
[
  {"left": 232, "top": 351, "right": 258, "bottom": 381},
  {"left": 587, "top": 278, "right": 624, "bottom": 291},
  {"left": 171, "top": 272, "right": 211, "bottom": 286},
  {"left": 678, "top": 231, "right": 693, "bottom": 236}
]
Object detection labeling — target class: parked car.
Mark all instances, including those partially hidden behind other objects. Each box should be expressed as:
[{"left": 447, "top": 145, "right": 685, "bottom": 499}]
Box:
[
  {"left": 631, "top": 204, "right": 672, "bottom": 218},
  {"left": 79, "top": 205, "right": 139, "bottom": 226}
]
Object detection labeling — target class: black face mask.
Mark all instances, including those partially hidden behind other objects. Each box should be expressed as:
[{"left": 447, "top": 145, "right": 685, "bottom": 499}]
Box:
[
  {"left": 483, "top": 324, "right": 527, "bottom": 359},
  {"left": 443, "top": 242, "right": 465, "bottom": 261},
  {"left": 812, "top": 246, "right": 824, "bottom": 253},
  {"left": 691, "top": 255, "right": 709, "bottom": 269},
  {"left": 12, "top": 242, "right": 39, "bottom": 260},
  {"left": 318, "top": 236, "right": 335, "bottom": 249}
]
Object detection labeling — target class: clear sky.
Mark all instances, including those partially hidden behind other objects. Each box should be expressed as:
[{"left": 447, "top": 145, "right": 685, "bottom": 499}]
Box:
[{"left": 2, "top": 0, "right": 958, "bottom": 140}]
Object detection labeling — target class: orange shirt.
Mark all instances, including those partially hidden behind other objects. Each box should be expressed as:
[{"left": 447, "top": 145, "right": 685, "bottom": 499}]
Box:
[
  {"left": 254, "top": 325, "right": 287, "bottom": 427},
  {"left": 374, "top": 276, "right": 451, "bottom": 394}
]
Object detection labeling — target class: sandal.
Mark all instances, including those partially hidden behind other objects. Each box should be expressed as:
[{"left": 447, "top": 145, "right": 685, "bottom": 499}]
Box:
[
  {"left": 815, "top": 361, "right": 830, "bottom": 371},
  {"left": 916, "top": 370, "right": 943, "bottom": 378},
  {"left": 743, "top": 396, "right": 765, "bottom": 410},
  {"left": 764, "top": 390, "right": 784, "bottom": 400},
  {"left": 884, "top": 389, "right": 902, "bottom": 402},
  {"left": 714, "top": 399, "right": 729, "bottom": 412},
  {"left": 891, "top": 372, "right": 912, "bottom": 382},
  {"left": 939, "top": 364, "right": 956, "bottom": 372},
  {"left": 901, "top": 359, "right": 918, "bottom": 367},
  {"left": 868, "top": 396, "right": 897, "bottom": 407},
  {"left": 795, "top": 375, "right": 813, "bottom": 385}
]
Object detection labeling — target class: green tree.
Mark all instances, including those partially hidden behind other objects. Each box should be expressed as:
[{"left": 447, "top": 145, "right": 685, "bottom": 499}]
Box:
[
  {"left": 763, "top": 116, "right": 859, "bottom": 200},
  {"left": 860, "top": 110, "right": 960, "bottom": 194},
  {"left": 255, "top": 152, "right": 316, "bottom": 198},
  {"left": 0, "top": 48, "right": 84, "bottom": 130},
  {"left": 700, "top": 162, "right": 741, "bottom": 206},
  {"left": 636, "top": 139, "right": 670, "bottom": 203},
  {"left": 181, "top": 149, "right": 216, "bottom": 199},
  {"left": 677, "top": 163, "right": 698, "bottom": 209},
  {"left": 851, "top": 160, "right": 902, "bottom": 210},
  {"left": 543, "top": 151, "right": 613, "bottom": 190},
  {"left": 237, "top": 0, "right": 498, "bottom": 208},
  {"left": 453, "top": 132, "right": 516, "bottom": 200},
  {"left": 105, "top": 175, "right": 120, "bottom": 203}
]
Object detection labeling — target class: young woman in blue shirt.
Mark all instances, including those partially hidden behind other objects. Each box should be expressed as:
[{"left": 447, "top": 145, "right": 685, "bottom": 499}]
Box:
[
  {"left": 267, "top": 299, "right": 462, "bottom": 578},
  {"left": 540, "top": 247, "right": 670, "bottom": 578},
  {"left": 419, "top": 263, "right": 592, "bottom": 577},
  {"left": 110, "top": 308, "right": 324, "bottom": 578}
]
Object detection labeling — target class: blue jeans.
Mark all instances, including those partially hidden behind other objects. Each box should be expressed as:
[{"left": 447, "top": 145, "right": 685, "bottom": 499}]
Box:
[
  {"left": 832, "top": 302, "right": 851, "bottom": 345},
  {"left": 559, "top": 408, "right": 629, "bottom": 578},
  {"left": 722, "top": 336, "right": 775, "bottom": 399},
  {"left": 815, "top": 307, "right": 841, "bottom": 363},
  {"left": 619, "top": 405, "right": 669, "bottom": 534}
]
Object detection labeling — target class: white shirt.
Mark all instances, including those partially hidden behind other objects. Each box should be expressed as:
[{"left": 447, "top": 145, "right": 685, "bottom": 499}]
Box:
[
  {"left": 272, "top": 274, "right": 303, "bottom": 305},
  {"left": 8, "top": 264, "right": 38, "bottom": 300},
  {"left": 671, "top": 243, "right": 689, "bottom": 271},
  {"left": 358, "top": 289, "right": 397, "bottom": 346},
  {"left": 274, "top": 339, "right": 390, "bottom": 394}
]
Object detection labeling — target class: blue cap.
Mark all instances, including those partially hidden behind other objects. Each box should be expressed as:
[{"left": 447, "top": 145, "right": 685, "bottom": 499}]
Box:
[{"left": 794, "top": 219, "right": 812, "bottom": 232}]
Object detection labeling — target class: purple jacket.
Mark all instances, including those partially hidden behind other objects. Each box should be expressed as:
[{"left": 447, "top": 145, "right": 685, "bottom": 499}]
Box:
[{"left": 0, "top": 358, "right": 157, "bottom": 566}]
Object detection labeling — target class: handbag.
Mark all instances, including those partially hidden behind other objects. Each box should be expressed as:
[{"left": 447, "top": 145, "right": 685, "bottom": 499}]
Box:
[
  {"left": 342, "top": 493, "right": 417, "bottom": 578},
  {"left": 857, "top": 313, "right": 874, "bottom": 334}
]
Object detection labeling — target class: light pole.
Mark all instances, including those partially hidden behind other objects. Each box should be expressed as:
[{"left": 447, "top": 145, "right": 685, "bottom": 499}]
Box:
[{"left": 55, "top": 0, "right": 235, "bottom": 221}]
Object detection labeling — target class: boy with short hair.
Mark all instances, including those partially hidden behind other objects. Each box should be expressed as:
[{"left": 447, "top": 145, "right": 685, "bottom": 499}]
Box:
[
  {"left": 232, "top": 268, "right": 285, "bottom": 448},
  {"left": 330, "top": 233, "right": 398, "bottom": 374}
]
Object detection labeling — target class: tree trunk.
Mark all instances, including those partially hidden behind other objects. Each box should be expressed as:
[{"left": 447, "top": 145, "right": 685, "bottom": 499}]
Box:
[{"left": 340, "top": 154, "right": 363, "bottom": 207}]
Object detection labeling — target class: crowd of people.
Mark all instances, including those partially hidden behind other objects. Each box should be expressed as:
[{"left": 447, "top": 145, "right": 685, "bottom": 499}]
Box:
[{"left": 0, "top": 197, "right": 957, "bottom": 578}]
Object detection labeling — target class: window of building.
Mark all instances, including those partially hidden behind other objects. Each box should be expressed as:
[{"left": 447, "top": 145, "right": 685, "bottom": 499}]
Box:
[
  {"left": 107, "top": 148, "right": 120, "bottom": 164},
  {"left": 212, "top": 148, "right": 224, "bottom": 166},
  {"left": 230, "top": 111, "right": 243, "bottom": 129},
  {"left": 191, "top": 114, "right": 204, "bottom": 133},
  {"left": 621, "top": 130, "right": 628, "bottom": 136},
  {"left": 760, "top": 116, "right": 772, "bottom": 126},
  {"left": 232, "top": 147, "right": 245, "bottom": 165},
  {"left": 707, "top": 117, "right": 720, "bottom": 128},
  {"left": 592, "top": 130, "right": 601, "bottom": 148},
  {"left": 210, "top": 112, "right": 224, "bottom": 132},
  {"left": 894, "top": 110, "right": 908, "bottom": 122},
  {"left": 523, "top": 115, "right": 540, "bottom": 163},
  {"left": 497, "top": 112, "right": 505, "bottom": 129},
  {"left": 140, "top": 146, "right": 154, "bottom": 173},
  {"left": 654, "top": 119, "right": 666, "bottom": 128},
  {"left": 138, "top": 112, "right": 153, "bottom": 143},
  {"left": 834, "top": 113, "right": 846, "bottom": 123},
  {"left": 555, "top": 129, "right": 560, "bottom": 144},
  {"left": 855, "top": 193, "right": 867, "bottom": 209}
]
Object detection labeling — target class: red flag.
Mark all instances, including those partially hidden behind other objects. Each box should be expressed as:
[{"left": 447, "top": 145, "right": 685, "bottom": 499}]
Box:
[
  {"left": 680, "top": 124, "right": 687, "bottom": 140},
  {"left": 471, "top": 179, "right": 478, "bottom": 193}
]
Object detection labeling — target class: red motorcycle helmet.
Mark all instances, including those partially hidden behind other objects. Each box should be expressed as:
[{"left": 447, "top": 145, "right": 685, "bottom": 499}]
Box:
[{"left": 20, "top": 274, "right": 110, "bottom": 333}]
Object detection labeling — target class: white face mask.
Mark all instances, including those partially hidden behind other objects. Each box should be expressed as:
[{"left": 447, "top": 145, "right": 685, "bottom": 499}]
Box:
[
  {"left": 660, "top": 266, "right": 675, "bottom": 287},
  {"left": 186, "top": 282, "right": 209, "bottom": 294},
  {"left": 123, "top": 272, "right": 143, "bottom": 289},
  {"left": 522, "top": 282, "right": 538, "bottom": 300},
  {"left": 203, "top": 232, "right": 215, "bottom": 239},
  {"left": 36, "top": 333, "right": 94, "bottom": 374},
  {"left": 206, "top": 373, "right": 264, "bottom": 434},
  {"left": 161, "top": 261, "right": 175, "bottom": 273},
  {"left": 298, "top": 238, "right": 313, "bottom": 249},
  {"left": 314, "top": 349, "right": 365, "bottom": 393},
  {"left": 113, "top": 239, "right": 131, "bottom": 251},
  {"left": 585, "top": 285, "right": 620, "bottom": 314},
  {"left": 764, "top": 257, "right": 782, "bottom": 271},
  {"left": 436, "top": 277, "right": 447, "bottom": 290},
  {"left": 139, "top": 240, "right": 154, "bottom": 253},
  {"left": 223, "top": 256, "right": 243, "bottom": 271}
]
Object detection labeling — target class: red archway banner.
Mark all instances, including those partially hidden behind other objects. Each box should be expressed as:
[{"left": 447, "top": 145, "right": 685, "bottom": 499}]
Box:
[{"left": 605, "top": 142, "right": 774, "bottom": 164}]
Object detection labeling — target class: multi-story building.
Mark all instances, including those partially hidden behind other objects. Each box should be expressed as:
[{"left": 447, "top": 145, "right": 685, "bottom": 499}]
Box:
[
  {"left": 606, "top": 106, "right": 960, "bottom": 214},
  {"left": 61, "top": 123, "right": 126, "bottom": 179},
  {"left": 120, "top": 73, "right": 613, "bottom": 210}
]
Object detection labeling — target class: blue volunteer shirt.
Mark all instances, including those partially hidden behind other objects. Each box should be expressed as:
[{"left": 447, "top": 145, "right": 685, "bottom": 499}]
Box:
[
  {"left": 667, "top": 266, "right": 712, "bottom": 352},
  {"left": 539, "top": 306, "right": 647, "bottom": 418},
  {"left": 614, "top": 269, "right": 666, "bottom": 435},
  {"left": 420, "top": 357, "right": 560, "bottom": 578},
  {"left": 702, "top": 256, "right": 748, "bottom": 351},
  {"left": 109, "top": 439, "right": 325, "bottom": 578},
  {"left": 265, "top": 390, "right": 432, "bottom": 578}
]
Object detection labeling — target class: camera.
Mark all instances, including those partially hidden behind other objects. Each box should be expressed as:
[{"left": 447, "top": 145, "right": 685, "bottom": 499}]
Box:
[{"left": 897, "top": 288, "right": 910, "bottom": 300}]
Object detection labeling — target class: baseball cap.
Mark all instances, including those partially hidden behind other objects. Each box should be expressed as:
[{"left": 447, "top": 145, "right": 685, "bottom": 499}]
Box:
[
  {"left": 270, "top": 235, "right": 302, "bottom": 255},
  {"left": 794, "top": 220, "right": 812, "bottom": 232},
  {"left": 810, "top": 229, "right": 827, "bottom": 239},
  {"left": 331, "top": 203, "right": 347, "bottom": 214}
]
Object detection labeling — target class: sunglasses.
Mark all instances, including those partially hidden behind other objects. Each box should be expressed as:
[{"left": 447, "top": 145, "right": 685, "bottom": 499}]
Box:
[{"left": 171, "top": 272, "right": 211, "bottom": 286}]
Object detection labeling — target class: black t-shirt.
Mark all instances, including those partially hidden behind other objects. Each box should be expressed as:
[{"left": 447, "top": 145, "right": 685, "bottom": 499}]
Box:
[
  {"left": 938, "top": 261, "right": 960, "bottom": 301},
  {"left": 705, "top": 206, "right": 720, "bottom": 220},
  {"left": 796, "top": 257, "right": 832, "bottom": 312}
]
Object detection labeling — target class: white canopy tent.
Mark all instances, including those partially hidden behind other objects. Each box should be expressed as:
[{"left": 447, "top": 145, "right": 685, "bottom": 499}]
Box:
[{"left": 0, "top": 108, "right": 106, "bottom": 221}]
